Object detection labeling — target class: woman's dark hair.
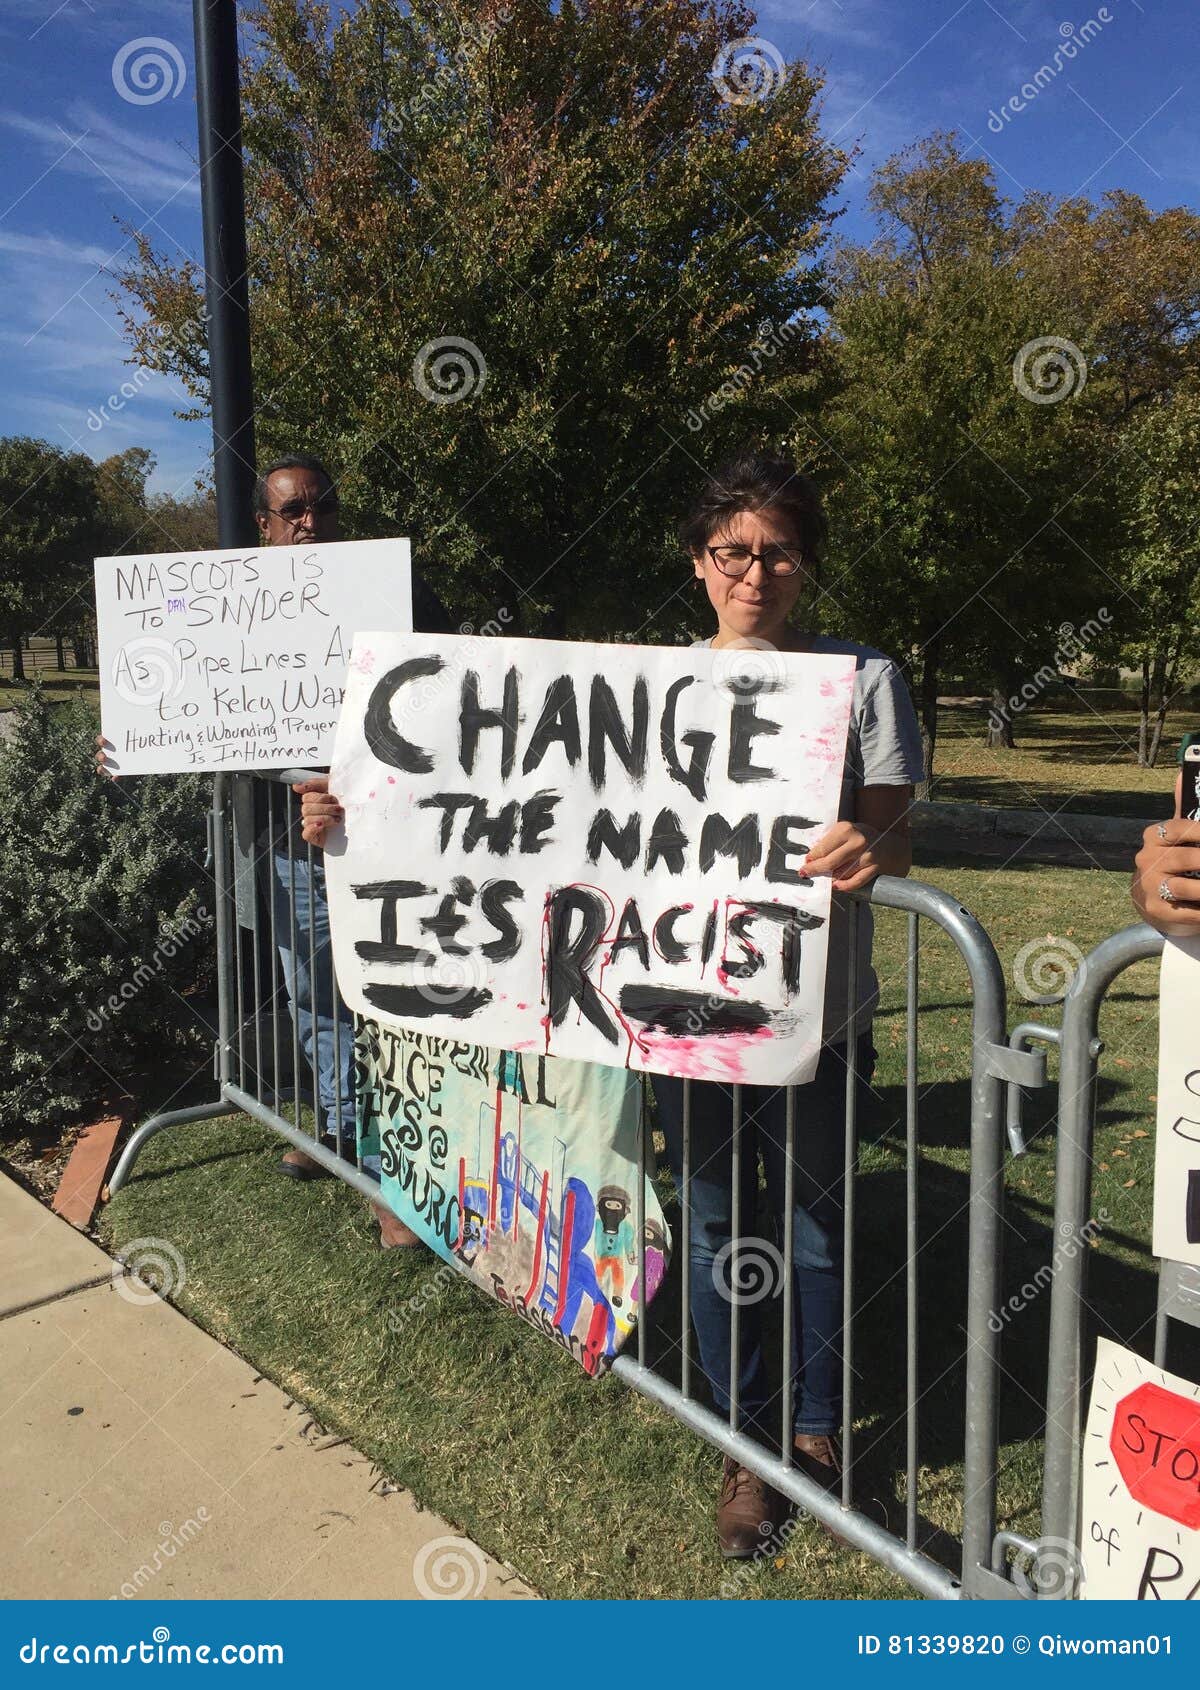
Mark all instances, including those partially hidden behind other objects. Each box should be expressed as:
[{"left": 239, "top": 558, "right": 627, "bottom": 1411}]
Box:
[
  {"left": 252, "top": 453, "right": 334, "bottom": 515},
  {"left": 679, "top": 450, "right": 827, "bottom": 564}
]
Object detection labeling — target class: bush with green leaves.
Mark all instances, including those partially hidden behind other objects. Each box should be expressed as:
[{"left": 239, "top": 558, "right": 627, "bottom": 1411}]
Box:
[{"left": 0, "top": 689, "right": 214, "bottom": 1139}]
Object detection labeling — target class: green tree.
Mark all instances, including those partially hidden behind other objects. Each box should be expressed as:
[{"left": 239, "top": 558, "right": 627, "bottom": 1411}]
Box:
[
  {"left": 815, "top": 135, "right": 1110, "bottom": 779},
  {"left": 1111, "top": 385, "right": 1200, "bottom": 765},
  {"left": 0, "top": 438, "right": 101, "bottom": 680},
  {"left": 117, "top": 0, "right": 845, "bottom": 636}
]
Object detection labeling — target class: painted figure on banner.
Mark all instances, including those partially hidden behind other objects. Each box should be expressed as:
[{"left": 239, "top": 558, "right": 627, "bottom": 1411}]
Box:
[{"left": 355, "top": 1020, "right": 670, "bottom": 1374}]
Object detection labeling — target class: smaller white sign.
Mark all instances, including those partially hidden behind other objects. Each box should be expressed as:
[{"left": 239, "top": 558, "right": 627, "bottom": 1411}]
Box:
[
  {"left": 95, "top": 538, "right": 412, "bottom": 773},
  {"left": 1079, "top": 1337, "right": 1200, "bottom": 1599},
  {"left": 1154, "top": 937, "right": 1200, "bottom": 1268}
]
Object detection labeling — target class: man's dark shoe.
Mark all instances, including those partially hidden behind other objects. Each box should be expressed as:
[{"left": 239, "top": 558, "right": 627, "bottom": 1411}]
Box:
[
  {"left": 717, "top": 1456, "right": 787, "bottom": 1560},
  {"left": 279, "top": 1146, "right": 331, "bottom": 1181},
  {"left": 793, "top": 1432, "right": 843, "bottom": 1491}
]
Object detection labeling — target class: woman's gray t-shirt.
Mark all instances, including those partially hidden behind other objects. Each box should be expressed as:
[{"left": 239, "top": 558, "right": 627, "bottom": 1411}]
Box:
[{"left": 695, "top": 635, "right": 925, "bottom": 1039}]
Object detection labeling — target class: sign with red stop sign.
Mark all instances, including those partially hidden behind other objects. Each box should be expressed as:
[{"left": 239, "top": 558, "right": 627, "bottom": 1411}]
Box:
[{"left": 1111, "top": 1380, "right": 1200, "bottom": 1530}]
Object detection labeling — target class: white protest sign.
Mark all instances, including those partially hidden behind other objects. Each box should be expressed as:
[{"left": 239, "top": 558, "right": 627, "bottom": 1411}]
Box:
[
  {"left": 325, "top": 632, "right": 855, "bottom": 1085},
  {"left": 1154, "top": 938, "right": 1200, "bottom": 1268},
  {"left": 94, "top": 538, "right": 411, "bottom": 773},
  {"left": 1078, "top": 1337, "right": 1200, "bottom": 1599}
]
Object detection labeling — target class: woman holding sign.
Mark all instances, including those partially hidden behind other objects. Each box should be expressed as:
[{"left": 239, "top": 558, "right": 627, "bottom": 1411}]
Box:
[
  {"left": 300, "top": 448, "right": 923, "bottom": 1558},
  {"left": 664, "top": 450, "right": 923, "bottom": 1557}
]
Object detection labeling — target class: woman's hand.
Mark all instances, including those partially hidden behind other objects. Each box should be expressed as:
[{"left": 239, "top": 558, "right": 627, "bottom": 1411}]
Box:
[
  {"left": 805, "top": 786, "right": 914, "bottom": 891},
  {"left": 803, "top": 821, "right": 890, "bottom": 891},
  {"left": 1132, "top": 818, "right": 1200, "bottom": 936},
  {"left": 295, "top": 776, "right": 343, "bottom": 846},
  {"left": 95, "top": 733, "right": 116, "bottom": 779}
]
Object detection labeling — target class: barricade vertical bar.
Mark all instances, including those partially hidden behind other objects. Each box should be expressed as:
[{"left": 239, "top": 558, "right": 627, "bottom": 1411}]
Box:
[
  {"left": 329, "top": 914, "right": 348, "bottom": 1168},
  {"left": 305, "top": 838, "right": 321, "bottom": 1152},
  {"left": 213, "top": 774, "right": 234, "bottom": 1088},
  {"left": 1039, "top": 924, "right": 1162, "bottom": 1576},
  {"left": 637, "top": 1076, "right": 648, "bottom": 1369},
  {"left": 250, "top": 830, "right": 264, "bottom": 1105},
  {"left": 285, "top": 810, "right": 304, "bottom": 1137},
  {"left": 781, "top": 1083, "right": 796, "bottom": 1468},
  {"left": 681, "top": 1079, "right": 692, "bottom": 1402},
  {"left": 267, "top": 786, "right": 282, "bottom": 1117},
  {"left": 233, "top": 827, "right": 246, "bottom": 1090},
  {"left": 842, "top": 901, "right": 860, "bottom": 1508},
  {"left": 905, "top": 911, "right": 920, "bottom": 1551},
  {"left": 730, "top": 1084, "right": 742, "bottom": 1430}
]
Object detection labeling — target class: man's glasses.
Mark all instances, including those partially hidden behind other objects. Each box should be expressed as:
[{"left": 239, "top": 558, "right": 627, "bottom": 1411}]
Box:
[
  {"left": 266, "top": 493, "right": 339, "bottom": 522},
  {"left": 707, "top": 543, "right": 805, "bottom": 578}
]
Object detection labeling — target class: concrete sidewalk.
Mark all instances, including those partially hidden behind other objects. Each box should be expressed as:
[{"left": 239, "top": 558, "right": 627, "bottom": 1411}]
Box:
[{"left": 0, "top": 1175, "right": 535, "bottom": 1600}]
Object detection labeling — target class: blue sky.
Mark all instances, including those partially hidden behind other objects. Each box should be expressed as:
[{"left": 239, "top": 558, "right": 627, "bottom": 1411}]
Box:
[{"left": 1, "top": 0, "right": 1195, "bottom": 497}]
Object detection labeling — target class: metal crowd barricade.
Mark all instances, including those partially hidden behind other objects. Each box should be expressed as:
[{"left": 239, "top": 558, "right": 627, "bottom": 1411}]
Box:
[
  {"left": 997, "top": 922, "right": 1174, "bottom": 1601},
  {"left": 109, "top": 771, "right": 1022, "bottom": 1601}
]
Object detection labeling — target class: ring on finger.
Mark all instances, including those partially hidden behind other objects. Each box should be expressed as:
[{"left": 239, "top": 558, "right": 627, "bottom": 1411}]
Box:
[
  {"left": 1160, "top": 880, "right": 1176, "bottom": 903},
  {"left": 1158, "top": 822, "right": 1169, "bottom": 841}
]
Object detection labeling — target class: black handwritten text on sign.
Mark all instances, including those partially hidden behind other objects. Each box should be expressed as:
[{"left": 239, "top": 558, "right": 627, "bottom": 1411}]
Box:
[
  {"left": 93, "top": 538, "right": 412, "bottom": 773},
  {"left": 325, "top": 633, "right": 855, "bottom": 1086}
]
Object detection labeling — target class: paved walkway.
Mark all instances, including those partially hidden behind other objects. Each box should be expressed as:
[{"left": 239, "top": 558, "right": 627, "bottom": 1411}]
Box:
[{"left": 0, "top": 1175, "right": 536, "bottom": 1600}]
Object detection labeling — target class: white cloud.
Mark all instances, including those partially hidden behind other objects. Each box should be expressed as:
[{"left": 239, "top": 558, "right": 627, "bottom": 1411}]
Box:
[
  {"left": 0, "top": 105, "right": 199, "bottom": 207},
  {"left": 0, "top": 228, "right": 112, "bottom": 267}
]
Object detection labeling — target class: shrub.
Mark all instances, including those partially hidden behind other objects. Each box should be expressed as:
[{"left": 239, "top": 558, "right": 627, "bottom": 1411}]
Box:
[{"left": 0, "top": 688, "right": 214, "bottom": 1138}]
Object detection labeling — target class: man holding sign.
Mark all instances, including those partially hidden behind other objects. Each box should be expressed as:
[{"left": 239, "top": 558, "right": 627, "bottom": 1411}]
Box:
[{"left": 96, "top": 453, "right": 450, "bottom": 1244}]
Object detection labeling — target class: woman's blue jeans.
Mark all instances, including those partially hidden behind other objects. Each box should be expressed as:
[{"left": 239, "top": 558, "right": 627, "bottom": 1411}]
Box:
[{"left": 652, "top": 1038, "right": 874, "bottom": 1443}]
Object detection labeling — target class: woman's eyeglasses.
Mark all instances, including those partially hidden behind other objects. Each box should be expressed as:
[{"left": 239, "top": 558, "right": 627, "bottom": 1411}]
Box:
[
  {"left": 707, "top": 543, "right": 805, "bottom": 578},
  {"left": 266, "top": 493, "right": 339, "bottom": 523}
]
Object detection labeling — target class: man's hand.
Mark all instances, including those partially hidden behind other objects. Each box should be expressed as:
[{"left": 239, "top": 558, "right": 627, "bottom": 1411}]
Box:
[
  {"left": 294, "top": 776, "right": 343, "bottom": 846},
  {"left": 1132, "top": 817, "right": 1200, "bottom": 935}
]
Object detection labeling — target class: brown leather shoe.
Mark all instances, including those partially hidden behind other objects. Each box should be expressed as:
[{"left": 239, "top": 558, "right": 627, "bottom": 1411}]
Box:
[
  {"left": 279, "top": 1146, "right": 331, "bottom": 1181},
  {"left": 717, "top": 1456, "right": 787, "bottom": 1560},
  {"left": 372, "top": 1201, "right": 422, "bottom": 1250},
  {"left": 793, "top": 1433, "right": 843, "bottom": 1492}
]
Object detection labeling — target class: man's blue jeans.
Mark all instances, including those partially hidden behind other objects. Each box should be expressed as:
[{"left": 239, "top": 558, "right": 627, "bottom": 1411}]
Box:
[
  {"left": 267, "top": 847, "right": 355, "bottom": 1145},
  {"left": 651, "top": 1038, "right": 874, "bottom": 1443}
]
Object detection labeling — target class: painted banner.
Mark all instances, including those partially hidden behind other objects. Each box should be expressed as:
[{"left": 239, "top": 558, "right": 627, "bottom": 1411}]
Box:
[
  {"left": 94, "top": 538, "right": 411, "bottom": 773},
  {"left": 327, "top": 633, "right": 855, "bottom": 1086},
  {"left": 355, "top": 1021, "right": 669, "bottom": 1374},
  {"left": 1155, "top": 938, "right": 1200, "bottom": 1268},
  {"left": 1079, "top": 1337, "right": 1200, "bottom": 1599}
]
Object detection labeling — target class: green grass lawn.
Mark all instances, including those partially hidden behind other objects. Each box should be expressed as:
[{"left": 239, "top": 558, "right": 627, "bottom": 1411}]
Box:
[
  {"left": 0, "top": 668, "right": 98, "bottom": 710},
  {"left": 930, "top": 698, "right": 1181, "bottom": 820},
  {"left": 100, "top": 852, "right": 1167, "bottom": 1601}
]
